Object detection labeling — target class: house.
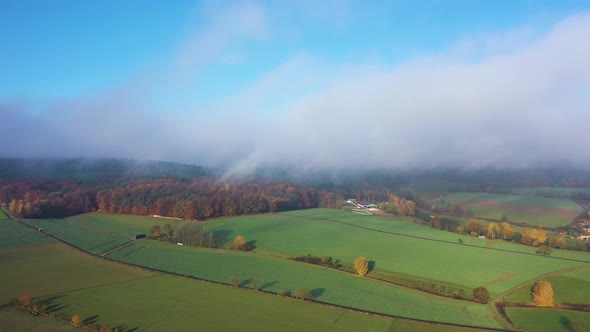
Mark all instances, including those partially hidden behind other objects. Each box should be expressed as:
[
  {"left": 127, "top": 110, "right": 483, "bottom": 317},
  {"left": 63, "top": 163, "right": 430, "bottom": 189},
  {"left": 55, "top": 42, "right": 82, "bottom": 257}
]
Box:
[{"left": 366, "top": 204, "right": 379, "bottom": 210}]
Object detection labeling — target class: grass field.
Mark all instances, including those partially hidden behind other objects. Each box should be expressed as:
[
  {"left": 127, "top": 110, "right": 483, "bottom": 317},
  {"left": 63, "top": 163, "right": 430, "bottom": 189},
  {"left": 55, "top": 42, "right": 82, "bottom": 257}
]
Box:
[
  {"left": 0, "top": 208, "right": 9, "bottom": 219},
  {"left": 513, "top": 187, "right": 590, "bottom": 197},
  {"left": 23, "top": 214, "right": 178, "bottom": 254},
  {"left": 2, "top": 220, "right": 489, "bottom": 332},
  {"left": 36, "top": 274, "right": 491, "bottom": 332},
  {"left": 441, "top": 192, "right": 583, "bottom": 227},
  {"left": 0, "top": 243, "right": 155, "bottom": 304},
  {"left": 504, "top": 271, "right": 590, "bottom": 304},
  {"left": 505, "top": 307, "right": 590, "bottom": 332},
  {"left": 0, "top": 219, "right": 55, "bottom": 249},
  {"left": 109, "top": 240, "right": 500, "bottom": 328},
  {"left": 0, "top": 306, "right": 83, "bottom": 332},
  {"left": 198, "top": 209, "right": 587, "bottom": 293}
]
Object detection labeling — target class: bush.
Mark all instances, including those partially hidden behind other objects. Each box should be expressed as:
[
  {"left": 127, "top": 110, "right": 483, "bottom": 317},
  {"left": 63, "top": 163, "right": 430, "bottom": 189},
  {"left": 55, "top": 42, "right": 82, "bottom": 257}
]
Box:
[
  {"left": 277, "top": 290, "right": 289, "bottom": 297},
  {"left": 473, "top": 287, "right": 490, "bottom": 303},
  {"left": 294, "top": 287, "right": 312, "bottom": 300},
  {"left": 229, "top": 277, "right": 241, "bottom": 288}
]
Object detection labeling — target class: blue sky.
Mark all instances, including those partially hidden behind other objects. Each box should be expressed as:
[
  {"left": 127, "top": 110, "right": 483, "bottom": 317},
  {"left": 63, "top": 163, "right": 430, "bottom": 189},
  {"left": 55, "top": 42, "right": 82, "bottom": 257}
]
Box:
[
  {"left": 2, "top": 0, "right": 588, "bottom": 102},
  {"left": 1, "top": 1, "right": 590, "bottom": 170}
]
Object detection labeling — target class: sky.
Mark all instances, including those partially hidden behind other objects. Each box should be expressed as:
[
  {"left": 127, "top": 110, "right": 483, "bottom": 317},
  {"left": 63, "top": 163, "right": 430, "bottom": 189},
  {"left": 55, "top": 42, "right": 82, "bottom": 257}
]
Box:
[{"left": 1, "top": 0, "right": 590, "bottom": 174}]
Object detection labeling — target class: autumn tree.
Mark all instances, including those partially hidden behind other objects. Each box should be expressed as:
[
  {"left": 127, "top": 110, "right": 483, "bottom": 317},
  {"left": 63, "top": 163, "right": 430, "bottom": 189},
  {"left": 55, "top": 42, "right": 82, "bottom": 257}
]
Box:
[
  {"left": 71, "top": 315, "right": 82, "bottom": 326},
  {"left": 163, "top": 224, "right": 173, "bottom": 237},
  {"left": 354, "top": 257, "right": 369, "bottom": 276},
  {"left": 486, "top": 222, "right": 500, "bottom": 239},
  {"left": 149, "top": 225, "right": 161, "bottom": 238},
  {"left": 499, "top": 222, "right": 514, "bottom": 240},
  {"left": 465, "top": 219, "right": 482, "bottom": 236},
  {"left": 473, "top": 287, "right": 490, "bottom": 303},
  {"left": 294, "top": 287, "right": 312, "bottom": 300},
  {"left": 456, "top": 225, "right": 465, "bottom": 234},
  {"left": 231, "top": 235, "right": 251, "bottom": 251},
  {"left": 536, "top": 245, "right": 553, "bottom": 256},
  {"left": 173, "top": 221, "right": 213, "bottom": 247},
  {"left": 532, "top": 281, "right": 554, "bottom": 307},
  {"left": 548, "top": 235, "right": 565, "bottom": 248}
]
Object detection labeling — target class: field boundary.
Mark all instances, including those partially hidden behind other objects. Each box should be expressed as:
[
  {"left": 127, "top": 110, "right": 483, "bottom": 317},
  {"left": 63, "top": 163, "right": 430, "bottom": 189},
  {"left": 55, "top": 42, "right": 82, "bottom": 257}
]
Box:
[{"left": 12, "top": 217, "right": 511, "bottom": 331}]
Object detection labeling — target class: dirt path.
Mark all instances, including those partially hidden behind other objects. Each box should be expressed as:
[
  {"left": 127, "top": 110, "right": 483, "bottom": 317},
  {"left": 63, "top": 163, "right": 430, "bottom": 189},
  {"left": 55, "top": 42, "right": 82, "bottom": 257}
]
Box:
[{"left": 487, "top": 265, "right": 588, "bottom": 330}]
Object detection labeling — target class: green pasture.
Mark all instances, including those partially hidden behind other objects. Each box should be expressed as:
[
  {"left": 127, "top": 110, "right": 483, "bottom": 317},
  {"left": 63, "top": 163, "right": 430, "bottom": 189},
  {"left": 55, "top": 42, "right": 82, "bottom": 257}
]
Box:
[
  {"left": 0, "top": 219, "right": 55, "bottom": 249},
  {"left": 0, "top": 208, "right": 9, "bottom": 219},
  {"left": 442, "top": 192, "right": 583, "bottom": 227},
  {"left": 562, "top": 265, "right": 590, "bottom": 281},
  {"left": 23, "top": 213, "right": 175, "bottom": 254},
  {"left": 37, "top": 274, "right": 489, "bottom": 332},
  {"left": 109, "top": 241, "right": 500, "bottom": 328},
  {"left": 0, "top": 243, "right": 155, "bottom": 304},
  {"left": 504, "top": 271, "right": 590, "bottom": 305},
  {"left": 505, "top": 307, "right": 590, "bottom": 332},
  {"left": 0, "top": 306, "right": 83, "bottom": 332},
  {"left": 198, "top": 209, "right": 586, "bottom": 293},
  {"left": 513, "top": 187, "right": 590, "bottom": 197}
]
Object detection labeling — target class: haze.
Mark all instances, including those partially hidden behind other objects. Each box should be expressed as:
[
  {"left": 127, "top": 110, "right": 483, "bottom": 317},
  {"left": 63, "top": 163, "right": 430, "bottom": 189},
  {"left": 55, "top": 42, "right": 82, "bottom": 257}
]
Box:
[{"left": 1, "top": 1, "right": 590, "bottom": 174}]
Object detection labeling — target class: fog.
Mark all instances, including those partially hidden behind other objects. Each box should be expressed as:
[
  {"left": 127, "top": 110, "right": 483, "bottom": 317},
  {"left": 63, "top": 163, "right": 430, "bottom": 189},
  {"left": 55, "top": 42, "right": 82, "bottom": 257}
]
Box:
[{"left": 1, "top": 8, "right": 590, "bottom": 175}]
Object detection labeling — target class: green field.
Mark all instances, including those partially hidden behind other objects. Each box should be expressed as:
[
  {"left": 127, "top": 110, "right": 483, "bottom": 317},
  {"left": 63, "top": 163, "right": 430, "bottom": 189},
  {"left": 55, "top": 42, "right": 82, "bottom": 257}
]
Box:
[
  {"left": 0, "top": 306, "right": 83, "bottom": 332},
  {"left": 0, "top": 208, "right": 9, "bottom": 219},
  {"left": 109, "top": 240, "right": 499, "bottom": 328},
  {"left": 505, "top": 307, "right": 590, "bottom": 332},
  {"left": 441, "top": 192, "right": 583, "bottom": 227},
  {"left": 2, "top": 218, "right": 490, "bottom": 331},
  {"left": 513, "top": 187, "right": 590, "bottom": 197},
  {"left": 0, "top": 243, "right": 155, "bottom": 304},
  {"left": 35, "top": 274, "right": 492, "bottom": 332},
  {"left": 13, "top": 209, "right": 590, "bottom": 330},
  {"left": 23, "top": 214, "right": 178, "bottom": 254},
  {"left": 0, "top": 219, "right": 55, "bottom": 249},
  {"left": 199, "top": 209, "right": 587, "bottom": 293},
  {"left": 504, "top": 270, "right": 590, "bottom": 304}
]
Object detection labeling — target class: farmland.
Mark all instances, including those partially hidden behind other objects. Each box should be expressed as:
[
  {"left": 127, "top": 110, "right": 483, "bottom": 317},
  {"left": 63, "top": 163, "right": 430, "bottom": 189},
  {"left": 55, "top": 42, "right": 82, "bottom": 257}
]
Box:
[
  {"left": 0, "top": 243, "right": 155, "bottom": 304},
  {"left": 22, "top": 214, "right": 179, "bottom": 254},
  {"left": 109, "top": 240, "right": 499, "bottom": 327},
  {"left": 1, "top": 221, "right": 489, "bottom": 331},
  {"left": 440, "top": 192, "right": 583, "bottom": 227},
  {"left": 0, "top": 306, "right": 83, "bottom": 332},
  {"left": 504, "top": 268, "right": 590, "bottom": 304},
  {"left": 505, "top": 307, "right": 590, "bottom": 332},
  {"left": 0, "top": 218, "right": 55, "bottom": 249}
]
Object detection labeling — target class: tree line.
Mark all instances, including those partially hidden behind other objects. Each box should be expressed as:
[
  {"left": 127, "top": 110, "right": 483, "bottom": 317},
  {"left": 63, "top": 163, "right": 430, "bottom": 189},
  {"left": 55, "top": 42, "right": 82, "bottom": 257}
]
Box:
[{"left": 0, "top": 177, "right": 342, "bottom": 219}]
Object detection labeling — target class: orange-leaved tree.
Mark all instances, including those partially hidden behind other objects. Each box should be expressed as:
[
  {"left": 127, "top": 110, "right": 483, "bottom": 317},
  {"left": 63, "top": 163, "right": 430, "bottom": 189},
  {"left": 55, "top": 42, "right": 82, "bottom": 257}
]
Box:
[
  {"left": 231, "top": 235, "right": 250, "bottom": 250},
  {"left": 354, "top": 257, "right": 369, "bottom": 276},
  {"left": 532, "top": 280, "right": 554, "bottom": 307},
  {"left": 71, "top": 315, "right": 82, "bottom": 326}
]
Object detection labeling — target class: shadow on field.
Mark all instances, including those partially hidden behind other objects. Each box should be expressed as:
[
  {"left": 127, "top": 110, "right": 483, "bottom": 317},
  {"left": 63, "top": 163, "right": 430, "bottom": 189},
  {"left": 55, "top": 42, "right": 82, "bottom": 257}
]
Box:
[
  {"left": 114, "top": 325, "right": 139, "bottom": 332},
  {"left": 36, "top": 295, "right": 68, "bottom": 313},
  {"left": 260, "top": 281, "right": 279, "bottom": 290},
  {"left": 368, "top": 260, "right": 376, "bottom": 272},
  {"left": 211, "top": 229, "right": 232, "bottom": 247},
  {"left": 83, "top": 314, "right": 99, "bottom": 325},
  {"left": 311, "top": 288, "right": 326, "bottom": 298},
  {"left": 240, "top": 279, "right": 252, "bottom": 287},
  {"left": 247, "top": 240, "right": 257, "bottom": 250}
]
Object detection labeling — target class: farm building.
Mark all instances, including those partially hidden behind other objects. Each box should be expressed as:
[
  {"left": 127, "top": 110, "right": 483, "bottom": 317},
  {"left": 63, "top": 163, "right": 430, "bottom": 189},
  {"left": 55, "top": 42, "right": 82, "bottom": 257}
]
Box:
[{"left": 129, "top": 234, "right": 146, "bottom": 240}]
